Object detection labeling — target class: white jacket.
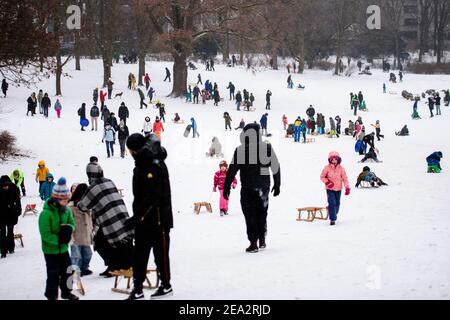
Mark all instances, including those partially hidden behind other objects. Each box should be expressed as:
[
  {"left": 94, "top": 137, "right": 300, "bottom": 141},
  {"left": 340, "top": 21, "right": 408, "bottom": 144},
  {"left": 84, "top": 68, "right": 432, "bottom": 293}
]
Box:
[{"left": 143, "top": 120, "right": 152, "bottom": 133}]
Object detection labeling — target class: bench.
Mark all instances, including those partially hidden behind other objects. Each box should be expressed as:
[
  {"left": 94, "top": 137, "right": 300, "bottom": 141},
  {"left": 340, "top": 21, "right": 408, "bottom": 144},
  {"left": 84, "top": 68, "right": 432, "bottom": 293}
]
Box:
[
  {"left": 296, "top": 207, "right": 329, "bottom": 222},
  {"left": 194, "top": 202, "right": 212, "bottom": 214},
  {"left": 110, "top": 268, "right": 160, "bottom": 294}
]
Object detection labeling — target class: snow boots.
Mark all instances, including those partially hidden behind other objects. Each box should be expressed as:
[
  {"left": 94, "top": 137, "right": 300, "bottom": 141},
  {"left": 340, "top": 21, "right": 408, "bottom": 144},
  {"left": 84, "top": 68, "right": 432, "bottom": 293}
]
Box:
[
  {"left": 259, "top": 238, "right": 266, "bottom": 250},
  {"left": 246, "top": 242, "right": 259, "bottom": 253}
]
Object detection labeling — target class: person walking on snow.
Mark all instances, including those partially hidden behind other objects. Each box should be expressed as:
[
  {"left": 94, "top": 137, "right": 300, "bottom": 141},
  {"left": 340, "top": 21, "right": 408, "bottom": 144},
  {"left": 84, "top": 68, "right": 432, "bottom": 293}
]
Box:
[
  {"left": 99, "top": 90, "right": 107, "bottom": 109},
  {"left": 38, "top": 90, "right": 44, "bottom": 114},
  {"left": 266, "top": 90, "right": 272, "bottom": 110},
  {"left": 435, "top": 93, "right": 441, "bottom": 116},
  {"left": 38, "top": 177, "right": 78, "bottom": 300},
  {"left": 0, "top": 175, "right": 21, "bottom": 259},
  {"left": 41, "top": 93, "right": 51, "bottom": 118},
  {"left": 39, "top": 173, "right": 55, "bottom": 201},
  {"left": 118, "top": 102, "right": 129, "bottom": 125},
  {"left": 282, "top": 115, "right": 288, "bottom": 130},
  {"left": 107, "top": 78, "right": 114, "bottom": 99},
  {"left": 371, "top": 120, "right": 384, "bottom": 141},
  {"left": 190, "top": 118, "right": 199, "bottom": 138},
  {"left": 1, "top": 79, "right": 8, "bottom": 97},
  {"left": 164, "top": 67, "right": 171, "bottom": 82},
  {"left": 118, "top": 120, "right": 129, "bottom": 158},
  {"left": 153, "top": 116, "right": 164, "bottom": 140},
  {"left": 125, "top": 133, "right": 174, "bottom": 300},
  {"left": 320, "top": 152, "right": 350, "bottom": 226},
  {"left": 54, "top": 99, "right": 62, "bottom": 118},
  {"left": 142, "top": 117, "right": 152, "bottom": 136},
  {"left": 227, "top": 82, "right": 235, "bottom": 101},
  {"left": 9, "top": 169, "right": 26, "bottom": 197},
  {"left": 90, "top": 104, "right": 100, "bottom": 131},
  {"left": 138, "top": 88, "right": 147, "bottom": 109},
  {"left": 213, "top": 161, "right": 237, "bottom": 216},
  {"left": 223, "top": 123, "right": 281, "bottom": 252},
  {"left": 147, "top": 87, "right": 156, "bottom": 103},
  {"left": 144, "top": 73, "right": 151, "bottom": 91},
  {"left": 102, "top": 123, "right": 116, "bottom": 158},
  {"left": 260, "top": 113, "right": 269, "bottom": 136}
]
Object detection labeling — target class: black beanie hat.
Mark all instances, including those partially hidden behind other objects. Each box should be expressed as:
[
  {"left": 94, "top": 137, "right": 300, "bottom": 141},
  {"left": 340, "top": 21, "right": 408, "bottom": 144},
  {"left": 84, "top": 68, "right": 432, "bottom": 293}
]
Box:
[
  {"left": 126, "top": 133, "right": 146, "bottom": 151},
  {"left": 89, "top": 156, "right": 98, "bottom": 163}
]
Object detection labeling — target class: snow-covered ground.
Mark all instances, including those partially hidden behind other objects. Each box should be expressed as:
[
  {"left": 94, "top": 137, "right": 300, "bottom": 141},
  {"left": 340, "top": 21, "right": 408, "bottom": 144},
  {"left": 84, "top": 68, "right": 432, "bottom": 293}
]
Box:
[{"left": 0, "top": 59, "right": 449, "bottom": 300}]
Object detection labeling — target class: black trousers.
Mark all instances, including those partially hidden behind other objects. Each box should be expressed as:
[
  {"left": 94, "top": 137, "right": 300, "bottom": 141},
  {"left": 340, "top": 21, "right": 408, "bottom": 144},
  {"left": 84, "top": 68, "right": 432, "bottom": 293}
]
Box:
[
  {"left": 240, "top": 187, "right": 269, "bottom": 243},
  {"left": 119, "top": 138, "right": 127, "bottom": 157},
  {"left": 43, "top": 252, "right": 72, "bottom": 299},
  {"left": 13, "top": 178, "right": 26, "bottom": 196},
  {"left": 193, "top": 94, "right": 199, "bottom": 104},
  {"left": 133, "top": 223, "right": 171, "bottom": 289},
  {"left": 93, "top": 229, "right": 133, "bottom": 271},
  {"left": 0, "top": 224, "right": 14, "bottom": 255}
]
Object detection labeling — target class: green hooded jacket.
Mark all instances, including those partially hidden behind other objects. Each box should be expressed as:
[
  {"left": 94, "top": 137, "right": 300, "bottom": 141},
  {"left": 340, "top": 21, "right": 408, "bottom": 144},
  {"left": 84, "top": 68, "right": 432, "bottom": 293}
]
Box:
[
  {"left": 9, "top": 169, "right": 24, "bottom": 187},
  {"left": 38, "top": 199, "right": 75, "bottom": 254}
]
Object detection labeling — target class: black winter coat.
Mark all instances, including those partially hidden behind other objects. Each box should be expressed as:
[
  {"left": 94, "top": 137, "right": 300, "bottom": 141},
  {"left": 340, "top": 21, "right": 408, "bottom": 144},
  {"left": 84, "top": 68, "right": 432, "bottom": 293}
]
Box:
[
  {"left": 41, "top": 97, "right": 51, "bottom": 109},
  {"left": 118, "top": 126, "right": 129, "bottom": 140},
  {"left": 131, "top": 136, "right": 173, "bottom": 229},
  {"left": 235, "top": 93, "right": 242, "bottom": 102},
  {"left": 225, "top": 124, "right": 281, "bottom": 191},
  {"left": 90, "top": 105, "right": 100, "bottom": 117},
  {"left": 118, "top": 106, "right": 129, "bottom": 119},
  {"left": 0, "top": 181, "right": 21, "bottom": 226}
]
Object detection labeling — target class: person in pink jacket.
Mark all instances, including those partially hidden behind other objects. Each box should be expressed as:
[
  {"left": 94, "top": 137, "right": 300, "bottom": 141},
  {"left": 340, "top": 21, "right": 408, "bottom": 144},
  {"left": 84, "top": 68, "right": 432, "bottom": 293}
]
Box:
[
  {"left": 320, "top": 151, "right": 350, "bottom": 225},
  {"left": 213, "top": 161, "right": 237, "bottom": 216}
]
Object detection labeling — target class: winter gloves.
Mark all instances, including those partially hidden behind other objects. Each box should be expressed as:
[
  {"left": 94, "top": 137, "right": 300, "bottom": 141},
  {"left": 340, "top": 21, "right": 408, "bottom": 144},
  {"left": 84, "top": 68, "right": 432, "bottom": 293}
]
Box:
[
  {"left": 58, "top": 225, "right": 73, "bottom": 245},
  {"left": 345, "top": 188, "right": 351, "bottom": 196},
  {"left": 325, "top": 181, "right": 334, "bottom": 190},
  {"left": 271, "top": 185, "right": 280, "bottom": 197}
]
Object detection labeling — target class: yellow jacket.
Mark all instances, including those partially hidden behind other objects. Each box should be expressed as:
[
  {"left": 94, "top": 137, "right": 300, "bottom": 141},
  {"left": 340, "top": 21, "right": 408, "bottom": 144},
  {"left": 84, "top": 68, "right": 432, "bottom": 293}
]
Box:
[{"left": 36, "top": 161, "right": 49, "bottom": 182}]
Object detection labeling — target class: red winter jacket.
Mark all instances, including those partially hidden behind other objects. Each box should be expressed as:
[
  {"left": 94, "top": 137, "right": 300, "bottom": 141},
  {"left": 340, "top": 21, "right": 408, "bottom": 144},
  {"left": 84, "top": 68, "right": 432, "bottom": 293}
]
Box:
[
  {"left": 100, "top": 91, "right": 107, "bottom": 102},
  {"left": 214, "top": 170, "right": 236, "bottom": 191}
]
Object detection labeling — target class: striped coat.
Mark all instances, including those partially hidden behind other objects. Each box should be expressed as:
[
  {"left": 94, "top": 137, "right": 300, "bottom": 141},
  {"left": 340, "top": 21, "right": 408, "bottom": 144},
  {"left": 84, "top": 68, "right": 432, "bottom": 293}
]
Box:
[{"left": 77, "top": 164, "right": 133, "bottom": 247}]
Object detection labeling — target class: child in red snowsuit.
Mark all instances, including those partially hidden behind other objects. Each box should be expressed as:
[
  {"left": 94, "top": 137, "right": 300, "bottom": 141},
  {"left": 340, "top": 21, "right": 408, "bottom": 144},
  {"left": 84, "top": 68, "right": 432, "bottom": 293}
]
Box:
[{"left": 213, "top": 161, "right": 237, "bottom": 216}]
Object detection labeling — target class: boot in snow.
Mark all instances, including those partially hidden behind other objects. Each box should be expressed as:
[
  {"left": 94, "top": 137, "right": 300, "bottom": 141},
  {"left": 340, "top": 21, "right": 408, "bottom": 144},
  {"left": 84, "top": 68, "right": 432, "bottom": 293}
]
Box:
[{"left": 246, "top": 242, "right": 259, "bottom": 253}]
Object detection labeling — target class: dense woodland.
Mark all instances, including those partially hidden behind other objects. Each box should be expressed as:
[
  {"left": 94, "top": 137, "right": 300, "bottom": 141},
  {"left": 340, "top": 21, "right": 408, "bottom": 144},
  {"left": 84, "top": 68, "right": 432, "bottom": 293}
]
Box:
[{"left": 0, "top": 0, "right": 448, "bottom": 96}]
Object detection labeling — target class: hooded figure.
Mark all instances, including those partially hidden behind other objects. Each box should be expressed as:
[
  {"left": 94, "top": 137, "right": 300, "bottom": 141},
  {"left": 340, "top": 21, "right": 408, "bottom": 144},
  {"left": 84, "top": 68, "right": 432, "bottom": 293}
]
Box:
[
  {"left": 125, "top": 133, "right": 174, "bottom": 300},
  {"left": 10, "top": 169, "right": 26, "bottom": 196},
  {"left": 77, "top": 163, "right": 134, "bottom": 274},
  {"left": 395, "top": 125, "right": 409, "bottom": 136},
  {"left": 223, "top": 123, "right": 281, "bottom": 253},
  {"left": 320, "top": 151, "right": 350, "bottom": 225},
  {"left": 0, "top": 175, "right": 21, "bottom": 258},
  {"left": 426, "top": 151, "right": 443, "bottom": 173},
  {"left": 39, "top": 173, "right": 55, "bottom": 201}
]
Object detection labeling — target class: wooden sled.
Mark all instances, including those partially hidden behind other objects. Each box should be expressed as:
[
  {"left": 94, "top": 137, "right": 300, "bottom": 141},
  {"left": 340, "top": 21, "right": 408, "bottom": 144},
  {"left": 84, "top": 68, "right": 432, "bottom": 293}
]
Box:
[
  {"left": 172, "top": 120, "right": 185, "bottom": 124},
  {"left": 110, "top": 268, "right": 159, "bottom": 294},
  {"left": 305, "top": 138, "right": 315, "bottom": 143},
  {"left": 73, "top": 273, "right": 85, "bottom": 296},
  {"left": 241, "top": 107, "right": 256, "bottom": 112},
  {"left": 194, "top": 202, "right": 212, "bottom": 214},
  {"left": 359, "top": 181, "right": 377, "bottom": 188},
  {"left": 14, "top": 234, "right": 24, "bottom": 248},
  {"left": 23, "top": 204, "right": 38, "bottom": 217},
  {"left": 296, "top": 207, "right": 328, "bottom": 222}
]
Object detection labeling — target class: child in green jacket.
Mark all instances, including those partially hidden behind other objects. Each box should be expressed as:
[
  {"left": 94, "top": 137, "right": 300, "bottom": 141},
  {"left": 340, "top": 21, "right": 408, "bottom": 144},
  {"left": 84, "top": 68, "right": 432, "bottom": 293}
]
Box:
[{"left": 38, "top": 177, "right": 78, "bottom": 300}]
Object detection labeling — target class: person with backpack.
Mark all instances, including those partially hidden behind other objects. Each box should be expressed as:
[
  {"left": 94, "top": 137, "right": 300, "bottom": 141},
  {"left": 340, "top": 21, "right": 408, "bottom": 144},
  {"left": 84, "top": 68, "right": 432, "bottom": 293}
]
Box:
[
  {"left": 78, "top": 103, "right": 87, "bottom": 131},
  {"left": 118, "top": 120, "right": 129, "bottom": 158},
  {"left": 320, "top": 152, "right": 350, "bottom": 226},
  {"left": 223, "top": 123, "right": 281, "bottom": 252},
  {"left": 118, "top": 102, "right": 129, "bottom": 125},
  {"left": 54, "top": 99, "right": 62, "bottom": 118},
  {"left": 213, "top": 161, "right": 237, "bottom": 216},
  {"left": 102, "top": 123, "right": 116, "bottom": 158},
  {"left": 38, "top": 177, "right": 78, "bottom": 300},
  {"left": 125, "top": 133, "right": 174, "bottom": 300},
  {"left": 0, "top": 175, "right": 21, "bottom": 258}
]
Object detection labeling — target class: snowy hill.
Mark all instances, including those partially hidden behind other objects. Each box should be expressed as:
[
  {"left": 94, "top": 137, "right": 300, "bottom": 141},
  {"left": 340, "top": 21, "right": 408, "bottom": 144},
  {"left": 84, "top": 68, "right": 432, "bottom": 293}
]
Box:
[{"left": 0, "top": 59, "right": 449, "bottom": 300}]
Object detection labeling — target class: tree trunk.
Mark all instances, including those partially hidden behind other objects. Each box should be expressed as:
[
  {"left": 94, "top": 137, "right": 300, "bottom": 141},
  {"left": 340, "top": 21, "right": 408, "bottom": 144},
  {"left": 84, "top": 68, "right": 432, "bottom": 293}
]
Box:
[
  {"left": 298, "top": 24, "right": 305, "bottom": 73},
  {"left": 395, "top": 34, "right": 400, "bottom": 69},
  {"left": 56, "top": 50, "right": 62, "bottom": 96},
  {"left": 239, "top": 35, "right": 244, "bottom": 65},
  {"left": 171, "top": 54, "right": 188, "bottom": 97},
  {"left": 39, "top": 54, "right": 44, "bottom": 72},
  {"left": 437, "top": 30, "right": 443, "bottom": 64},
  {"left": 222, "top": 31, "right": 230, "bottom": 63},
  {"left": 334, "top": 31, "right": 342, "bottom": 75},
  {"left": 75, "top": 31, "right": 81, "bottom": 71},
  {"left": 103, "top": 57, "right": 111, "bottom": 88},
  {"left": 271, "top": 44, "right": 278, "bottom": 70},
  {"left": 138, "top": 53, "right": 145, "bottom": 86}
]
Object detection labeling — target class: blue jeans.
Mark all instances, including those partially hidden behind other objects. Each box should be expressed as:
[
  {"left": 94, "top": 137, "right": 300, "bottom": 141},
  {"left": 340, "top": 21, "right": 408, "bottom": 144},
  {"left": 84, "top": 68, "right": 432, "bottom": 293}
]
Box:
[
  {"left": 294, "top": 128, "right": 301, "bottom": 142},
  {"left": 106, "top": 141, "right": 114, "bottom": 157},
  {"left": 70, "top": 245, "right": 93, "bottom": 272},
  {"left": 236, "top": 101, "right": 241, "bottom": 110},
  {"left": 326, "top": 190, "right": 341, "bottom": 222}
]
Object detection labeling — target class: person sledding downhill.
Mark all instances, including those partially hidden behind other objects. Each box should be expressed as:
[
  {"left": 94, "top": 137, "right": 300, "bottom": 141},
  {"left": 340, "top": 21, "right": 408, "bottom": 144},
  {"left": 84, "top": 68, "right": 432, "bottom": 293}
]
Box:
[
  {"left": 426, "top": 151, "right": 443, "bottom": 173},
  {"left": 320, "top": 152, "right": 350, "bottom": 226},
  {"left": 213, "top": 161, "right": 237, "bottom": 216},
  {"left": 355, "top": 166, "right": 388, "bottom": 188}
]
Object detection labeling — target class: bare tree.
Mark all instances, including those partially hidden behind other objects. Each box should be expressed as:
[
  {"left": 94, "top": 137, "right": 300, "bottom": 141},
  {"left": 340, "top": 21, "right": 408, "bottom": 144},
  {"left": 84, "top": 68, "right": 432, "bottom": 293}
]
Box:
[
  {"left": 416, "top": 0, "right": 435, "bottom": 62},
  {"left": 383, "top": 0, "right": 406, "bottom": 69},
  {"left": 434, "top": 0, "right": 450, "bottom": 64}
]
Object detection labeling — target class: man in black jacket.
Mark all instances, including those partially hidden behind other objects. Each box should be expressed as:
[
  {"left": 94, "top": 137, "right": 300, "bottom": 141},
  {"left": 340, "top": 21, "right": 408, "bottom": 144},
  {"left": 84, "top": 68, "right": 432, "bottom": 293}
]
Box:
[
  {"left": 223, "top": 124, "right": 281, "bottom": 253},
  {"left": 41, "top": 93, "right": 51, "bottom": 118},
  {"left": 126, "top": 133, "right": 174, "bottom": 300},
  {"left": 118, "top": 102, "right": 129, "bottom": 124},
  {"left": 90, "top": 104, "right": 100, "bottom": 131},
  {"left": 0, "top": 176, "right": 21, "bottom": 258},
  {"left": 227, "top": 82, "right": 235, "bottom": 100}
]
